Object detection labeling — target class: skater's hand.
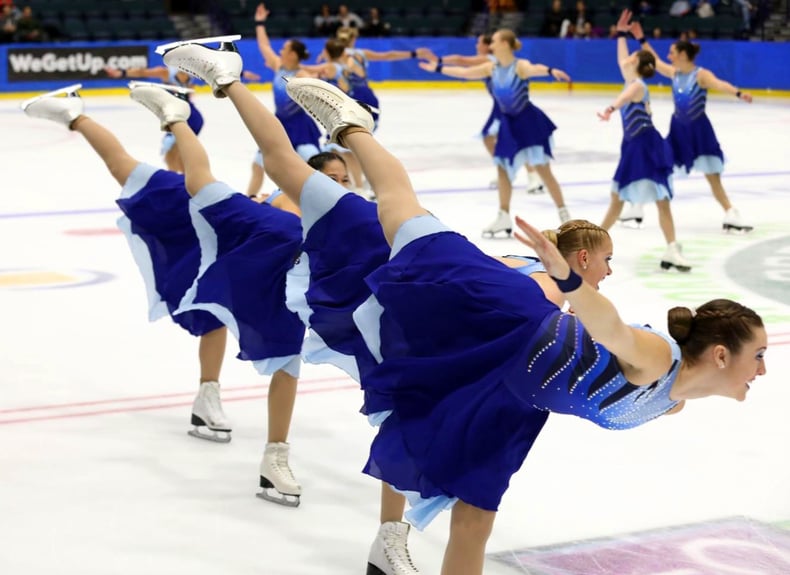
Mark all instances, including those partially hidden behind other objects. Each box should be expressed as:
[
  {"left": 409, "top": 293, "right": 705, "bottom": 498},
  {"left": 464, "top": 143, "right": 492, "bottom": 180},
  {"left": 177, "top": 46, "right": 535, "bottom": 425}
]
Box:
[
  {"left": 631, "top": 21, "right": 645, "bottom": 40},
  {"left": 418, "top": 60, "right": 439, "bottom": 72},
  {"left": 104, "top": 66, "right": 122, "bottom": 78},
  {"left": 738, "top": 91, "right": 753, "bottom": 103},
  {"left": 242, "top": 70, "right": 261, "bottom": 81},
  {"left": 514, "top": 216, "right": 571, "bottom": 280},
  {"left": 551, "top": 68, "right": 571, "bottom": 82},
  {"left": 616, "top": 9, "right": 633, "bottom": 32},
  {"left": 415, "top": 47, "right": 436, "bottom": 60},
  {"left": 255, "top": 3, "right": 269, "bottom": 22},
  {"left": 597, "top": 106, "right": 615, "bottom": 121}
]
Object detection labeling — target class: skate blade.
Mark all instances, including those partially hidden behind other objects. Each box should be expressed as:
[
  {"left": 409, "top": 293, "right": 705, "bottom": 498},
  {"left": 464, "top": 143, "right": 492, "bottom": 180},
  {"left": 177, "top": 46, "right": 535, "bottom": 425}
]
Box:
[
  {"left": 256, "top": 489, "right": 300, "bottom": 508},
  {"left": 187, "top": 428, "right": 232, "bottom": 443},
  {"left": 155, "top": 35, "right": 241, "bottom": 55},
  {"left": 723, "top": 224, "right": 754, "bottom": 233},
  {"left": 21, "top": 83, "right": 82, "bottom": 110},
  {"left": 481, "top": 230, "right": 512, "bottom": 239},
  {"left": 660, "top": 261, "right": 692, "bottom": 273},
  {"left": 128, "top": 80, "right": 194, "bottom": 95},
  {"left": 619, "top": 219, "right": 643, "bottom": 229},
  {"left": 366, "top": 563, "right": 388, "bottom": 575},
  {"left": 526, "top": 185, "right": 545, "bottom": 195}
]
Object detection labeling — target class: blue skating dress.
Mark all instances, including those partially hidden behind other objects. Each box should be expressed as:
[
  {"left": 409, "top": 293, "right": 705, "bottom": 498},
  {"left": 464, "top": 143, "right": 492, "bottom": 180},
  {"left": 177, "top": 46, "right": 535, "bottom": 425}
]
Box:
[
  {"left": 160, "top": 67, "right": 204, "bottom": 156},
  {"left": 668, "top": 67, "right": 724, "bottom": 174},
  {"left": 481, "top": 55, "right": 501, "bottom": 137},
  {"left": 490, "top": 61, "right": 557, "bottom": 181},
  {"left": 285, "top": 173, "right": 389, "bottom": 393},
  {"left": 346, "top": 48, "right": 380, "bottom": 130},
  {"left": 351, "top": 217, "right": 681, "bottom": 529},
  {"left": 612, "top": 79, "right": 674, "bottom": 203},
  {"left": 117, "top": 164, "right": 305, "bottom": 377},
  {"left": 255, "top": 69, "right": 322, "bottom": 166}
]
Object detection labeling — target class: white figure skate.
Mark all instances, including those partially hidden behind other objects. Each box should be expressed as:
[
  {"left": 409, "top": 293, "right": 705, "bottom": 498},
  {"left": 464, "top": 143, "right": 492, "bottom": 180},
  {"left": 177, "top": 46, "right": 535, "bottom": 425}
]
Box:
[
  {"left": 526, "top": 171, "right": 545, "bottom": 194},
  {"left": 284, "top": 77, "right": 375, "bottom": 145},
  {"left": 619, "top": 202, "right": 645, "bottom": 228},
  {"left": 722, "top": 207, "right": 753, "bottom": 233},
  {"left": 481, "top": 209, "right": 512, "bottom": 238},
  {"left": 129, "top": 82, "right": 192, "bottom": 130},
  {"left": 21, "top": 83, "right": 84, "bottom": 128},
  {"left": 367, "top": 521, "right": 420, "bottom": 575},
  {"left": 558, "top": 206, "right": 571, "bottom": 224},
  {"left": 188, "top": 381, "right": 232, "bottom": 443},
  {"left": 157, "top": 36, "right": 242, "bottom": 97},
  {"left": 660, "top": 242, "right": 692, "bottom": 273},
  {"left": 257, "top": 442, "right": 301, "bottom": 507}
]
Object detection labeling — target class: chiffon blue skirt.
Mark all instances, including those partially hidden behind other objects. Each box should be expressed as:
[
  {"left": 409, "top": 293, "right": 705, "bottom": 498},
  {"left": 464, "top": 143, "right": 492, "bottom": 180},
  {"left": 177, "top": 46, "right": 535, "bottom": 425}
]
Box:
[
  {"left": 116, "top": 164, "right": 222, "bottom": 336},
  {"left": 494, "top": 103, "right": 557, "bottom": 181},
  {"left": 613, "top": 127, "right": 675, "bottom": 203},
  {"left": 286, "top": 172, "right": 389, "bottom": 389},
  {"left": 180, "top": 183, "right": 306, "bottom": 375},
  {"left": 667, "top": 113, "right": 724, "bottom": 174},
  {"left": 354, "top": 216, "right": 560, "bottom": 520},
  {"left": 481, "top": 103, "right": 501, "bottom": 137}
]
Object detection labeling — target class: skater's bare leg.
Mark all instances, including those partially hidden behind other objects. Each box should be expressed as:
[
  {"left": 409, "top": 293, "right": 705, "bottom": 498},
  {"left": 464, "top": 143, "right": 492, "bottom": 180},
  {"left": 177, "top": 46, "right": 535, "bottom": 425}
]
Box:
[
  {"left": 198, "top": 327, "right": 226, "bottom": 384},
  {"left": 655, "top": 199, "right": 677, "bottom": 244},
  {"left": 223, "top": 82, "right": 313, "bottom": 202},
  {"left": 339, "top": 129, "right": 429, "bottom": 246},
  {"left": 441, "top": 501, "right": 495, "bottom": 575},
  {"left": 704, "top": 173, "right": 732, "bottom": 212},
  {"left": 601, "top": 192, "right": 625, "bottom": 230},
  {"left": 380, "top": 482, "right": 407, "bottom": 524},
  {"left": 71, "top": 116, "right": 139, "bottom": 186},
  {"left": 168, "top": 122, "right": 215, "bottom": 196},
  {"left": 268, "top": 369, "right": 297, "bottom": 443},
  {"left": 534, "top": 163, "right": 566, "bottom": 209}
]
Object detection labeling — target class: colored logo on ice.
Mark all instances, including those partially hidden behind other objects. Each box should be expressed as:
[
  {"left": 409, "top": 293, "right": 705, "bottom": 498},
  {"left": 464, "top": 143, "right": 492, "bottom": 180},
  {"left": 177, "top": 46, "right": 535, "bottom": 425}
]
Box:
[
  {"left": 489, "top": 517, "right": 790, "bottom": 575},
  {"left": 0, "top": 268, "right": 114, "bottom": 290}
]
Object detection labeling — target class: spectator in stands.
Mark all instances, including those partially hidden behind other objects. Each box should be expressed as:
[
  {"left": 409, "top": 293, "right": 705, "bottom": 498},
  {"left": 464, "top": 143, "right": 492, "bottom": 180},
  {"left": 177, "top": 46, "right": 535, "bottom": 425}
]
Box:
[
  {"left": 362, "top": 7, "right": 390, "bottom": 37},
  {"left": 653, "top": 26, "right": 663, "bottom": 38},
  {"left": 312, "top": 4, "right": 338, "bottom": 37},
  {"left": 13, "top": 5, "right": 45, "bottom": 42},
  {"left": 0, "top": 4, "right": 18, "bottom": 43},
  {"left": 540, "top": 0, "right": 567, "bottom": 37},
  {"left": 634, "top": 0, "right": 657, "bottom": 15},
  {"left": 337, "top": 4, "right": 364, "bottom": 30},
  {"left": 733, "top": 0, "right": 756, "bottom": 34},
  {"left": 571, "top": 1, "right": 594, "bottom": 35}
]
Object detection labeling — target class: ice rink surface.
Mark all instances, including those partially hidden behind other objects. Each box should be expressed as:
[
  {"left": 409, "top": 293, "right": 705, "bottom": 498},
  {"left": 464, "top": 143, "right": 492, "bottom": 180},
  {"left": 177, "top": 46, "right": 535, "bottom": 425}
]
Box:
[{"left": 2, "top": 85, "right": 789, "bottom": 574}]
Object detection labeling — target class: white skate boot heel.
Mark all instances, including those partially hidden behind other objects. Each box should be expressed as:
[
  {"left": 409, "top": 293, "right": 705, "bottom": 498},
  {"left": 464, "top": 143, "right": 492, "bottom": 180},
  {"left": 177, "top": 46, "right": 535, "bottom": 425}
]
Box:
[
  {"left": 284, "top": 78, "right": 375, "bottom": 145},
  {"left": 722, "top": 208, "right": 753, "bottom": 233},
  {"left": 367, "top": 521, "right": 420, "bottom": 575},
  {"left": 660, "top": 242, "right": 692, "bottom": 273},
  {"left": 188, "top": 381, "right": 232, "bottom": 443},
  {"left": 158, "top": 36, "right": 242, "bottom": 98},
  {"left": 482, "top": 210, "right": 512, "bottom": 238},
  {"left": 257, "top": 442, "right": 301, "bottom": 507},
  {"left": 129, "top": 83, "right": 192, "bottom": 130},
  {"left": 619, "top": 202, "right": 645, "bottom": 229},
  {"left": 21, "top": 83, "right": 84, "bottom": 128},
  {"left": 526, "top": 171, "right": 545, "bottom": 195},
  {"left": 558, "top": 206, "right": 571, "bottom": 224}
]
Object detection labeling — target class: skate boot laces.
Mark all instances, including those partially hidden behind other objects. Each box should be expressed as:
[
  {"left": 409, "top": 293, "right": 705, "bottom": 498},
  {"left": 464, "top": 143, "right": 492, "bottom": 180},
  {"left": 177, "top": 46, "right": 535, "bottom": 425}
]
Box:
[{"left": 383, "top": 527, "right": 418, "bottom": 574}]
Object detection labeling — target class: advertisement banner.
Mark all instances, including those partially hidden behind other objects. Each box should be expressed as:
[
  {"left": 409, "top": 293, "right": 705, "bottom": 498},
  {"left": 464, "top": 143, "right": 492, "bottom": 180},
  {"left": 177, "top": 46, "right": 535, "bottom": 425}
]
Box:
[{"left": 6, "top": 45, "right": 149, "bottom": 82}]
